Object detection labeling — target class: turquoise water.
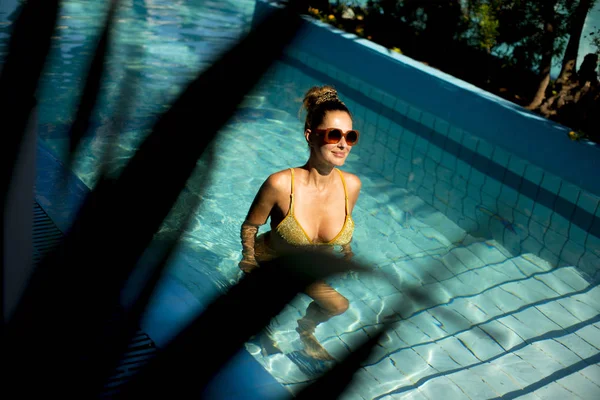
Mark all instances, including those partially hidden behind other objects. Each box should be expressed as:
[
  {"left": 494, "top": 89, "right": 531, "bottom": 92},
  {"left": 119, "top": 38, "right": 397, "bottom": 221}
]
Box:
[{"left": 3, "top": 1, "right": 600, "bottom": 399}]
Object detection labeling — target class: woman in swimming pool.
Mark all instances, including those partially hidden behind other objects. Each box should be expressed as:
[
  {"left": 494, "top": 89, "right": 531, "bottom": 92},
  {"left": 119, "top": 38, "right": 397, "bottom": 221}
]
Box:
[{"left": 239, "top": 85, "right": 361, "bottom": 360}]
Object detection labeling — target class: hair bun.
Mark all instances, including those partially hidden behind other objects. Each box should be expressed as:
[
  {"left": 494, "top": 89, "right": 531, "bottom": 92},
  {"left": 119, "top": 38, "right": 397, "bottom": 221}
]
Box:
[
  {"left": 303, "top": 85, "right": 339, "bottom": 110},
  {"left": 300, "top": 85, "right": 349, "bottom": 131}
]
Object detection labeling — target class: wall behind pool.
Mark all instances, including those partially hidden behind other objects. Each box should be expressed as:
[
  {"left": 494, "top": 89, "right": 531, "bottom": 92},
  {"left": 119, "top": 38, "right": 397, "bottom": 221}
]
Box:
[{"left": 252, "top": 1, "right": 600, "bottom": 280}]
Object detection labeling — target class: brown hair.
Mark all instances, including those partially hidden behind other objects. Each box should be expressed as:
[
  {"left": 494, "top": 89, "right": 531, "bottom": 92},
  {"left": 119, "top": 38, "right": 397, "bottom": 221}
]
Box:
[{"left": 300, "top": 85, "right": 351, "bottom": 131}]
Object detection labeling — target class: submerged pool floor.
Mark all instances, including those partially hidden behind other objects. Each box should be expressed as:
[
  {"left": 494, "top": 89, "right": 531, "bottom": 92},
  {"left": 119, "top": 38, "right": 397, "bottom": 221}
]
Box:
[
  {"left": 42, "top": 94, "right": 600, "bottom": 399},
  {"left": 246, "top": 185, "right": 600, "bottom": 399}
]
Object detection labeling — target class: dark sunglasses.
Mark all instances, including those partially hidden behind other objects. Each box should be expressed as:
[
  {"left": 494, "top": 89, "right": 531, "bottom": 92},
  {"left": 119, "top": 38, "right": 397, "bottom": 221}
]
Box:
[{"left": 313, "top": 128, "right": 360, "bottom": 145}]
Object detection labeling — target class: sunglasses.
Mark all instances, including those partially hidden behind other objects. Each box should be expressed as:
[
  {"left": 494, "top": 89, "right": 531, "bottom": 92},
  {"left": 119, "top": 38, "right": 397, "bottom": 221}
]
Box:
[{"left": 313, "top": 128, "right": 360, "bottom": 146}]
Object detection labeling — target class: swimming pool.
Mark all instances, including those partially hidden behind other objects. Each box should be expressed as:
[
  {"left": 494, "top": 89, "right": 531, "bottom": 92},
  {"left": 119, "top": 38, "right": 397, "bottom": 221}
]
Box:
[{"left": 4, "top": 0, "right": 600, "bottom": 398}]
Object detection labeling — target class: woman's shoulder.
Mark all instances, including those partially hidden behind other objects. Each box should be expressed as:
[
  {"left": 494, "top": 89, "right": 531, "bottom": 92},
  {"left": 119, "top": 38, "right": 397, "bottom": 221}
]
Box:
[
  {"left": 339, "top": 170, "right": 362, "bottom": 192},
  {"left": 262, "top": 168, "right": 293, "bottom": 193}
]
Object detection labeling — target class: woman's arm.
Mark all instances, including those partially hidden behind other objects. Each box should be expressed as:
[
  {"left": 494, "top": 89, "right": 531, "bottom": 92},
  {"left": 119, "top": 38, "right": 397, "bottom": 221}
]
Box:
[
  {"left": 239, "top": 173, "right": 284, "bottom": 273},
  {"left": 341, "top": 172, "right": 362, "bottom": 261}
]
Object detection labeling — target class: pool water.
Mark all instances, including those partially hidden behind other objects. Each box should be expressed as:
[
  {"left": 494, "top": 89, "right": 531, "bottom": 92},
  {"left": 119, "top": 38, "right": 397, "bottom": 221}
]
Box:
[{"left": 3, "top": 0, "right": 600, "bottom": 399}]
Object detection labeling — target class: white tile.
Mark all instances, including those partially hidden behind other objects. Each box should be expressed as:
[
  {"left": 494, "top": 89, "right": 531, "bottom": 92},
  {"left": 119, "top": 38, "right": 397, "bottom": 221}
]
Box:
[
  {"left": 491, "top": 352, "right": 544, "bottom": 387},
  {"left": 507, "top": 154, "right": 527, "bottom": 176},
  {"left": 412, "top": 343, "right": 461, "bottom": 372},
  {"left": 455, "top": 327, "right": 505, "bottom": 360},
  {"left": 513, "top": 345, "right": 565, "bottom": 376},
  {"left": 533, "top": 381, "right": 580, "bottom": 399},
  {"left": 447, "top": 368, "right": 500, "bottom": 398},
  {"left": 534, "top": 338, "right": 584, "bottom": 366},
  {"left": 389, "top": 348, "right": 437, "bottom": 383},
  {"left": 574, "top": 324, "right": 600, "bottom": 349},
  {"left": 479, "top": 319, "right": 524, "bottom": 351},
  {"left": 536, "top": 301, "right": 582, "bottom": 328},
  {"left": 552, "top": 266, "right": 590, "bottom": 291},
  {"left": 579, "top": 364, "right": 600, "bottom": 387},
  {"left": 556, "top": 369, "right": 600, "bottom": 400},
  {"left": 419, "top": 375, "right": 470, "bottom": 399},
  {"left": 471, "top": 362, "right": 524, "bottom": 394},
  {"left": 556, "top": 297, "right": 598, "bottom": 323}
]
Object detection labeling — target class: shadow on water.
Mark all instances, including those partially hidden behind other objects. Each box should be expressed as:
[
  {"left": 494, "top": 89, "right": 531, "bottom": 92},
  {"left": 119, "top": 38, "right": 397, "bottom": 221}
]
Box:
[{"left": 2, "top": 0, "right": 509, "bottom": 399}]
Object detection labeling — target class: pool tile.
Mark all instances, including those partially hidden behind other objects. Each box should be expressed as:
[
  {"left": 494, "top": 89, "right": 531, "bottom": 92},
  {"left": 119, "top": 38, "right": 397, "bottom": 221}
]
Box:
[
  {"left": 533, "top": 272, "right": 576, "bottom": 296},
  {"left": 574, "top": 324, "right": 600, "bottom": 349},
  {"left": 446, "top": 369, "right": 499, "bottom": 399},
  {"left": 480, "top": 319, "right": 524, "bottom": 351},
  {"left": 455, "top": 327, "right": 505, "bottom": 360},
  {"left": 394, "top": 99, "right": 410, "bottom": 116},
  {"left": 476, "top": 140, "right": 494, "bottom": 160},
  {"left": 533, "top": 381, "right": 580, "bottom": 399},
  {"left": 579, "top": 364, "right": 600, "bottom": 387},
  {"left": 507, "top": 154, "right": 527, "bottom": 176},
  {"left": 447, "top": 126, "right": 463, "bottom": 143},
  {"left": 419, "top": 376, "right": 470, "bottom": 400},
  {"left": 531, "top": 202, "right": 553, "bottom": 225},
  {"left": 394, "top": 320, "right": 432, "bottom": 346},
  {"left": 569, "top": 223, "right": 590, "bottom": 247},
  {"left": 492, "top": 352, "right": 545, "bottom": 387},
  {"left": 456, "top": 159, "right": 471, "bottom": 181},
  {"left": 556, "top": 332, "right": 600, "bottom": 360},
  {"left": 491, "top": 146, "right": 511, "bottom": 168},
  {"left": 471, "top": 362, "right": 524, "bottom": 394},
  {"left": 388, "top": 349, "right": 436, "bottom": 383},
  {"left": 462, "top": 133, "right": 479, "bottom": 152},
  {"left": 556, "top": 369, "right": 600, "bottom": 400},
  {"left": 559, "top": 181, "right": 581, "bottom": 204},
  {"left": 543, "top": 225, "right": 567, "bottom": 251},
  {"left": 401, "top": 129, "right": 417, "bottom": 148},
  {"left": 559, "top": 240, "right": 585, "bottom": 267},
  {"left": 536, "top": 301, "right": 582, "bottom": 329},
  {"left": 550, "top": 212, "right": 571, "bottom": 237},
  {"left": 577, "top": 191, "right": 600, "bottom": 214},
  {"left": 363, "top": 361, "right": 411, "bottom": 394},
  {"left": 557, "top": 296, "right": 598, "bottom": 322},
  {"left": 529, "top": 218, "right": 547, "bottom": 243},
  {"left": 412, "top": 343, "right": 461, "bottom": 372},
  {"left": 522, "top": 236, "right": 544, "bottom": 257},
  {"left": 497, "top": 316, "right": 540, "bottom": 343},
  {"left": 406, "top": 106, "right": 422, "bottom": 123},
  {"left": 517, "top": 194, "right": 535, "bottom": 216},
  {"left": 440, "top": 151, "right": 457, "bottom": 170},
  {"left": 535, "top": 338, "right": 583, "bottom": 366},
  {"left": 571, "top": 206, "right": 593, "bottom": 233},
  {"left": 514, "top": 344, "right": 566, "bottom": 376},
  {"left": 427, "top": 144, "right": 442, "bottom": 163}
]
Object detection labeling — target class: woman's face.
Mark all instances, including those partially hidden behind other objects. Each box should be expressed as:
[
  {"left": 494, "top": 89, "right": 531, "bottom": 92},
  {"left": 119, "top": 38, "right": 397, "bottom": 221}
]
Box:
[{"left": 306, "top": 110, "right": 354, "bottom": 167}]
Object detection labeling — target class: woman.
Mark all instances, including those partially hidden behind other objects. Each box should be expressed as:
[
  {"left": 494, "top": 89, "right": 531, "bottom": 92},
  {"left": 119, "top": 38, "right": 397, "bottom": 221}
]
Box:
[{"left": 239, "top": 85, "right": 362, "bottom": 360}]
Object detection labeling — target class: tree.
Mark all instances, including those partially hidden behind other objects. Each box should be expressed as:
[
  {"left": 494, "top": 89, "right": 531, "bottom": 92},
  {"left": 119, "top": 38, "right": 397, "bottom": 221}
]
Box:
[
  {"left": 557, "top": 0, "right": 597, "bottom": 84},
  {"left": 525, "top": 0, "right": 561, "bottom": 110}
]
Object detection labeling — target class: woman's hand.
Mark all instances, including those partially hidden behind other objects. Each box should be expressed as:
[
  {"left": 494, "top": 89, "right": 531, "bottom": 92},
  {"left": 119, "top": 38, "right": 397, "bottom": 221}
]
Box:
[{"left": 238, "top": 259, "right": 259, "bottom": 274}]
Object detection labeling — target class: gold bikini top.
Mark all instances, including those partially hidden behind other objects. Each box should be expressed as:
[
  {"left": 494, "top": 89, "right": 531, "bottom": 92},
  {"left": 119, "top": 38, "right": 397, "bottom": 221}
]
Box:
[{"left": 272, "top": 168, "right": 354, "bottom": 247}]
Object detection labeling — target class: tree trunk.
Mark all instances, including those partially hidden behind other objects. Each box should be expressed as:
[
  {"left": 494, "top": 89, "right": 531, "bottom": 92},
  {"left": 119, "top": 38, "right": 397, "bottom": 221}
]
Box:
[
  {"left": 526, "top": 0, "right": 559, "bottom": 110},
  {"left": 557, "top": 0, "right": 596, "bottom": 84}
]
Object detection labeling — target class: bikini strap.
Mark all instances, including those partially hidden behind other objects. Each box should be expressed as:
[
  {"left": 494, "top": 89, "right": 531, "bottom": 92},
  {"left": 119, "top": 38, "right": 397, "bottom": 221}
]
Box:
[
  {"left": 288, "top": 168, "right": 295, "bottom": 214},
  {"left": 336, "top": 168, "right": 349, "bottom": 215}
]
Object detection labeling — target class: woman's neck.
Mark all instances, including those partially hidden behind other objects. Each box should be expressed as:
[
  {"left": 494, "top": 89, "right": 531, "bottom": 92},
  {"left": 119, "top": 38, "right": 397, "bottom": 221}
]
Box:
[{"left": 302, "top": 158, "right": 336, "bottom": 191}]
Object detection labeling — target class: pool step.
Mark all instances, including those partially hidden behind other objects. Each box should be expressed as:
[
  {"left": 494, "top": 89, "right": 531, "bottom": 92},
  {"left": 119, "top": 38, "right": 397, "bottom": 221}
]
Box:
[{"left": 248, "top": 237, "right": 600, "bottom": 399}]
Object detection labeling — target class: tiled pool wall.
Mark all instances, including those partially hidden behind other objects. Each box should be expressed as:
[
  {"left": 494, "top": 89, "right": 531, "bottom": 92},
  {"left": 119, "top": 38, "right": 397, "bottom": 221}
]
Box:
[{"left": 253, "top": 1, "right": 600, "bottom": 281}]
